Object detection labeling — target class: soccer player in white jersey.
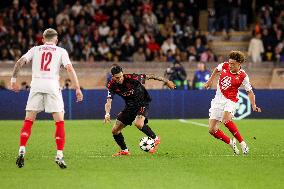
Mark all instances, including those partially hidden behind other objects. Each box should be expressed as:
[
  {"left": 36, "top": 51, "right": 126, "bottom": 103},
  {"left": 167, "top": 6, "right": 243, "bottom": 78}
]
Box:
[
  {"left": 11, "top": 28, "right": 83, "bottom": 169},
  {"left": 204, "top": 51, "right": 261, "bottom": 155}
]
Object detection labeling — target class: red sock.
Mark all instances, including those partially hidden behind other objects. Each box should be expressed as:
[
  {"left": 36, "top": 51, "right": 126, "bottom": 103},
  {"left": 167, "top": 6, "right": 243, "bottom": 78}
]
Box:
[
  {"left": 211, "top": 129, "right": 230, "bottom": 144},
  {"left": 224, "top": 120, "right": 243, "bottom": 143},
  {"left": 20, "top": 119, "right": 34, "bottom": 146},
  {"left": 55, "top": 121, "right": 65, "bottom": 150}
]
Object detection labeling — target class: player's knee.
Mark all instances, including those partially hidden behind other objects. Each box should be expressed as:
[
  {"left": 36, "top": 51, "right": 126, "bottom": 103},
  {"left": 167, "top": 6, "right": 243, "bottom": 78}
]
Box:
[
  {"left": 112, "top": 127, "right": 120, "bottom": 135},
  {"left": 134, "top": 121, "right": 143, "bottom": 129},
  {"left": 208, "top": 127, "right": 216, "bottom": 134},
  {"left": 222, "top": 118, "right": 231, "bottom": 124},
  {"left": 25, "top": 117, "right": 36, "bottom": 122}
]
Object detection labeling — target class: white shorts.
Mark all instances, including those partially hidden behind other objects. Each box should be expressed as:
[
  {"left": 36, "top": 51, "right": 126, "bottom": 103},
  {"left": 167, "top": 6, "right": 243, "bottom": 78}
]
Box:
[
  {"left": 26, "top": 91, "right": 64, "bottom": 113},
  {"left": 209, "top": 95, "right": 237, "bottom": 122}
]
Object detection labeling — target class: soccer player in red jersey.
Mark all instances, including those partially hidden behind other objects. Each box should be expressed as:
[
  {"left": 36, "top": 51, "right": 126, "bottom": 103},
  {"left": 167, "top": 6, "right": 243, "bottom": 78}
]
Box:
[
  {"left": 104, "top": 65, "right": 175, "bottom": 156},
  {"left": 204, "top": 51, "right": 261, "bottom": 155},
  {"left": 11, "top": 28, "right": 83, "bottom": 168}
]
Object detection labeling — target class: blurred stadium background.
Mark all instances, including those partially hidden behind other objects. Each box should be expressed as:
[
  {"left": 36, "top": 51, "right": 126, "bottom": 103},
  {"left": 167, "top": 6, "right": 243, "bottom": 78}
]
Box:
[{"left": 0, "top": 0, "right": 284, "bottom": 189}]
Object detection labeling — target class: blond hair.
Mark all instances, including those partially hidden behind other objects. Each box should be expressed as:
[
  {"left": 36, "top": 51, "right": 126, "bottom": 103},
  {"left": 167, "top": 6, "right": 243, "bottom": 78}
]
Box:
[
  {"left": 229, "top": 51, "right": 246, "bottom": 63},
  {"left": 43, "top": 28, "right": 58, "bottom": 40}
]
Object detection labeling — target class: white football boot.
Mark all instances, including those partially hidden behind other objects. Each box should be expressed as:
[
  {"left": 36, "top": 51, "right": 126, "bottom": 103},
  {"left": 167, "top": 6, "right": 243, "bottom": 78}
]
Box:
[
  {"left": 240, "top": 141, "right": 249, "bottom": 155},
  {"left": 229, "top": 138, "right": 240, "bottom": 155}
]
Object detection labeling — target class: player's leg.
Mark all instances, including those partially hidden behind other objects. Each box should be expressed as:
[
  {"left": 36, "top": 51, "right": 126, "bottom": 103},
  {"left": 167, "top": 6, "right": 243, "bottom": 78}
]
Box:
[
  {"left": 209, "top": 118, "right": 239, "bottom": 155},
  {"left": 19, "top": 111, "right": 37, "bottom": 154},
  {"left": 16, "top": 111, "right": 38, "bottom": 168},
  {"left": 223, "top": 111, "right": 249, "bottom": 154},
  {"left": 223, "top": 111, "right": 243, "bottom": 142},
  {"left": 134, "top": 106, "right": 160, "bottom": 154},
  {"left": 52, "top": 111, "right": 67, "bottom": 168},
  {"left": 17, "top": 92, "right": 43, "bottom": 168},
  {"left": 45, "top": 92, "right": 67, "bottom": 168},
  {"left": 134, "top": 115, "right": 157, "bottom": 140},
  {"left": 208, "top": 97, "right": 240, "bottom": 154},
  {"left": 112, "top": 120, "right": 129, "bottom": 156},
  {"left": 209, "top": 118, "right": 230, "bottom": 144},
  {"left": 209, "top": 102, "right": 231, "bottom": 145}
]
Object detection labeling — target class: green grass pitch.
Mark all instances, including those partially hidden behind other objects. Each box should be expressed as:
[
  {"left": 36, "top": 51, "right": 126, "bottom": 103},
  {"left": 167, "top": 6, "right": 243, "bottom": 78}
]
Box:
[{"left": 0, "top": 119, "right": 284, "bottom": 189}]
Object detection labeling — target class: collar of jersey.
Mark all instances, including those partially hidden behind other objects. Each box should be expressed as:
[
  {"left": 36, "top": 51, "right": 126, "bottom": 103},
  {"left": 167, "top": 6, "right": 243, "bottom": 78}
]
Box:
[
  {"left": 44, "top": 43, "right": 56, "bottom": 45},
  {"left": 229, "top": 70, "right": 242, "bottom": 75},
  {"left": 229, "top": 66, "right": 242, "bottom": 75}
]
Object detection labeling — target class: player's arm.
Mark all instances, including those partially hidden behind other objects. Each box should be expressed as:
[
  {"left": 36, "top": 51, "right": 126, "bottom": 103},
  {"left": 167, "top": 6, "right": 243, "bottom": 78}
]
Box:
[
  {"left": 204, "top": 67, "right": 220, "bottom": 89},
  {"left": 65, "top": 64, "right": 83, "bottom": 102},
  {"left": 104, "top": 97, "right": 112, "bottom": 123},
  {"left": 104, "top": 89, "right": 114, "bottom": 123},
  {"left": 242, "top": 75, "right": 261, "bottom": 112},
  {"left": 145, "top": 74, "right": 176, "bottom": 89},
  {"left": 247, "top": 90, "right": 261, "bottom": 112},
  {"left": 10, "top": 57, "right": 28, "bottom": 92}
]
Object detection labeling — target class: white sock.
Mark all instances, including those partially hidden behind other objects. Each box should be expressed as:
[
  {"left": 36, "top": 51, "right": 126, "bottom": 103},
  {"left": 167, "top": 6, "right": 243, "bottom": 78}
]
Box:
[
  {"left": 122, "top": 149, "right": 129, "bottom": 152},
  {"left": 240, "top": 141, "right": 246, "bottom": 146},
  {"left": 19, "top": 146, "right": 25, "bottom": 155},
  {"left": 57, "top": 150, "right": 64, "bottom": 158}
]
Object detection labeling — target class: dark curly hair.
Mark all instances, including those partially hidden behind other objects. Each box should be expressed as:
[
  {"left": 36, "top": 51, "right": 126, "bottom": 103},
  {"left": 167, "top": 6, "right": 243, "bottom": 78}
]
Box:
[
  {"left": 228, "top": 51, "right": 246, "bottom": 63},
  {"left": 111, "top": 64, "right": 123, "bottom": 75}
]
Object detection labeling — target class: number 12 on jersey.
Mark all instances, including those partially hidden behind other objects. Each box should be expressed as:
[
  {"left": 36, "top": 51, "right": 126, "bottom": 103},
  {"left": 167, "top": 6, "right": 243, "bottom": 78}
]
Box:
[{"left": 41, "top": 52, "right": 52, "bottom": 71}]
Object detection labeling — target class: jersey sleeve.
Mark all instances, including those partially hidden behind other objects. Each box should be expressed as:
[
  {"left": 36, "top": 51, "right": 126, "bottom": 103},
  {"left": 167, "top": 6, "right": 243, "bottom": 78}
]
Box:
[
  {"left": 242, "top": 75, "right": 252, "bottom": 92},
  {"left": 107, "top": 81, "right": 115, "bottom": 99},
  {"left": 128, "top": 73, "right": 146, "bottom": 84},
  {"left": 216, "top": 63, "right": 224, "bottom": 72},
  {"left": 107, "top": 89, "right": 115, "bottom": 99},
  {"left": 61, "top": 49, "right": 72, "bottom": 67},
  {"left": 22, "top": 47, "right": 35, "bottom": 62}
]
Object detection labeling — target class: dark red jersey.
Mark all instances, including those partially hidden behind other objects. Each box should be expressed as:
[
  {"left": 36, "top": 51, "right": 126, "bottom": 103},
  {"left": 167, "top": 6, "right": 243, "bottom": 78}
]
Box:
[{"left": 107, "top": 73, "right": 151, "bottom": 107}]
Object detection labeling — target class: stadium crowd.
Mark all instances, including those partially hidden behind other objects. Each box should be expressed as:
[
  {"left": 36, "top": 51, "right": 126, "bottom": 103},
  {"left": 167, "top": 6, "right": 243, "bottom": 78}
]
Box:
[
  {"left": 0, "top": 0, "right": 207, "bottom": 63},
  {"left": 0, "top": 0, "right": 283, "bottom": 64},
  {"left": 255, "top": 2, "right": 284, "bottom": 64}
]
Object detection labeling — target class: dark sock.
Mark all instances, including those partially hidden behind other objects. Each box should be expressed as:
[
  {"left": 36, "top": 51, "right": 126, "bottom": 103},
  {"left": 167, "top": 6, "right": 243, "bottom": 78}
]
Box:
[
  {"left": 113, "top": 133, "right": 127, "bottom": 150},
  {"left": 140, "top": 124, "right": 156, "bottom": 139}
]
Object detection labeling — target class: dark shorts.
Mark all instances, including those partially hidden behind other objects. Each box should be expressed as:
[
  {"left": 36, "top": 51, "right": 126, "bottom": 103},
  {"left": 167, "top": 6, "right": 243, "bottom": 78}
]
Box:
[{"left": 117, "top": 105, "right": 149, "bottom": 126}]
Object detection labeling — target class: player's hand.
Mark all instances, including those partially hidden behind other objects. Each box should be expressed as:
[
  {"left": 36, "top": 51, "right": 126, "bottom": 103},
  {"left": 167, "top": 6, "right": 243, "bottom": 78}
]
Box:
[
  {"left": 204, "top": 81, "right": 212, "bottom": 89},
  {"left": 252, "top": 105, "right": 262, "bottom": 112},
  {"left": 76, "top": 88, "right": 83, "bottom": 102},
  {"left": 10, "top": 82, "right": 20, "bottom": 92},
  {"left": 104, "top": 113, "right": 111, "bottom": 124},
  {"left": 166, "top": 80, "right": 176, "bottom": 89}
]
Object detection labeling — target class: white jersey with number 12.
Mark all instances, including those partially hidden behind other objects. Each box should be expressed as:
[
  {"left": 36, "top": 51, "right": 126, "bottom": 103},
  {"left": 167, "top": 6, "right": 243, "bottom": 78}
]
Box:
[{"left": 22, "top": 43, "right": 71, "bottom": 94}]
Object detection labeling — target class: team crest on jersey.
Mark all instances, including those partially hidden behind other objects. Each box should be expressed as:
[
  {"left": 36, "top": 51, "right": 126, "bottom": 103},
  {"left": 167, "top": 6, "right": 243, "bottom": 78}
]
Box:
[{"left": 220, "top": 76, "right": 231, "bottom": 90}]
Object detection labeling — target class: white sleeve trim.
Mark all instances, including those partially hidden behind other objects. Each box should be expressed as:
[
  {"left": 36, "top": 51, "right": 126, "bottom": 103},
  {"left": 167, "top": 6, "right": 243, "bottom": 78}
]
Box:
[
  {"left": 242, "top": 75, "right": 252, "bottom": 91},
  {"left": 216, "top": 63, "right": 224, "bottom": 72}
]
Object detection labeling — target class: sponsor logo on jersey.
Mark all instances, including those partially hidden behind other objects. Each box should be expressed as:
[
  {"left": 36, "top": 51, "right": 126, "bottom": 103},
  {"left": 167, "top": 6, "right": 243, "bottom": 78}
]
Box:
[
  {"left": 220, "top": 76, "right": 231, "bottom": 90},
  {"left": 121, "top": 89, "right": 135, "bottom": 96}
]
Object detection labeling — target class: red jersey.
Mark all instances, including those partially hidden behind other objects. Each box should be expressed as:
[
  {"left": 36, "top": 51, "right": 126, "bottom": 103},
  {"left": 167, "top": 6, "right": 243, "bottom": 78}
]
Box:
[{"left": 216, "top": 62, "right": 252, "bottom": 102}]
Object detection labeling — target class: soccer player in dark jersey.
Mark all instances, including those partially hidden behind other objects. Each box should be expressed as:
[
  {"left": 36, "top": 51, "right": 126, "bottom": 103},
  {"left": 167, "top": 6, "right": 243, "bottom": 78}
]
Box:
[{"left": 104, "top": 65, "right": 176, "bottom": 156}]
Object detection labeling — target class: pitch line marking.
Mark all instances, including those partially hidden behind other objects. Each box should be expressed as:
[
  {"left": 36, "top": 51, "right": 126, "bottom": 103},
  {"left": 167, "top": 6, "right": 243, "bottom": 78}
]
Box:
[{"left": 179, "top": 119, "right": 208, "bottom": 127}]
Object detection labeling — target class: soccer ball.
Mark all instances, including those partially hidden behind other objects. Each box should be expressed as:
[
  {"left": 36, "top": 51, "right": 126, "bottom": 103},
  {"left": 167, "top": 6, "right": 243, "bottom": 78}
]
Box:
[{"left": 139, "top": 136, "right": 155, "bottom": 152}]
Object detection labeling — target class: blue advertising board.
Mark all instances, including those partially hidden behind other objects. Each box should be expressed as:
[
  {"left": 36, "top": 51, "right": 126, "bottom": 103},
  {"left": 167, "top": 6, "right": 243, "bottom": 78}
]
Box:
[{"left": 0, "top": 90, "right": 283, "bottom": 120}]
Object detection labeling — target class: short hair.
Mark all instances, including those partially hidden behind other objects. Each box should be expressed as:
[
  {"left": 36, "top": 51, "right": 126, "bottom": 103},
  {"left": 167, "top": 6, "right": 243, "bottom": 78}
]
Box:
[
  {"left": 229, "top": 51, "right": 246, "bottom": 63},
  {"left": 111, "top": 64, "right": 123, "bottom": 75},
  {"left": 43, "top": 28, "right": 58, "bottom": 40}
]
